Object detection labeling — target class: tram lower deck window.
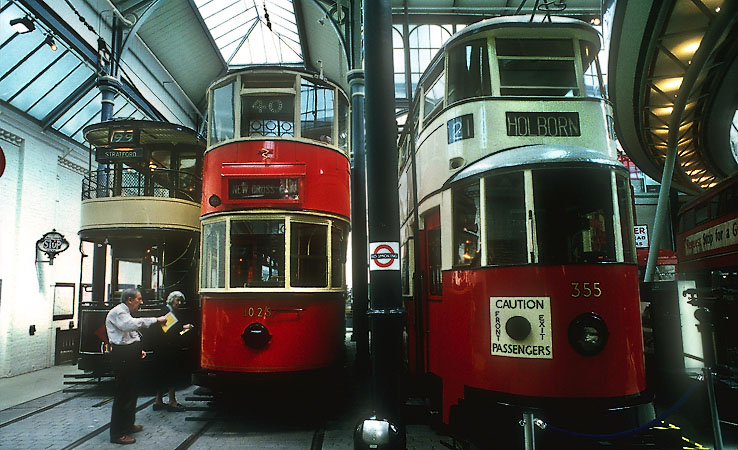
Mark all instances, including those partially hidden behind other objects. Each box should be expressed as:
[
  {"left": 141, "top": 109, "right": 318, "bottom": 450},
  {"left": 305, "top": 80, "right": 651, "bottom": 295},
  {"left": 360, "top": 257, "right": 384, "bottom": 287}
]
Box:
[
  {"left": 291, "top": 222, "right": 328, "bottom": 287},
  {"left": 533, "top": 168, "right": 617, "bottom": 265},
  {"left": 230, "top": 219, "right": 285, "bottom": 288},
  {"left": 485, "top": 172, "right": 527, "bottom": 265}
]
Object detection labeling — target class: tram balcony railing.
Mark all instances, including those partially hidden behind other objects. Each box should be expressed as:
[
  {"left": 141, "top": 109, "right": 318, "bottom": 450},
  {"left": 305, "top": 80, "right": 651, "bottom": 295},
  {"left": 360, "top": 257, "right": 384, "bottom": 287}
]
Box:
[{"left": 82, "top": 167, "right": 201, "bottom": 203}]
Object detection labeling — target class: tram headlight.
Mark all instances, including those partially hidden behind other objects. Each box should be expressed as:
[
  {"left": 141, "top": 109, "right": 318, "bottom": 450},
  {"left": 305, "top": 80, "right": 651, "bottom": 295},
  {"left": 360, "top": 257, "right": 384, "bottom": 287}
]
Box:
[
  {"left": 567, "top": 313, "right": 609, "bottom": 356},
  {"left": 241, "top": 322, "right": 271, "bottom": 349},
  {"left": 208, "top": 194, "right": 221, "bottom": 207}
]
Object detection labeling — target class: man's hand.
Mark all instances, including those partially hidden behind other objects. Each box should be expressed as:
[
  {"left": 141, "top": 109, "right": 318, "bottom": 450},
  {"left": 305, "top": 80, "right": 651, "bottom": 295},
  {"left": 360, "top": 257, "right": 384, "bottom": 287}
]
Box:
[
  {"left": 183, "top": 324, "right": 194, "bottom": 331},
  {"left": 157, "top": 315, "right": 167, "bottom": 323},
  {"left": 140, "top": 350, "right": 147, "bottom": 359}
]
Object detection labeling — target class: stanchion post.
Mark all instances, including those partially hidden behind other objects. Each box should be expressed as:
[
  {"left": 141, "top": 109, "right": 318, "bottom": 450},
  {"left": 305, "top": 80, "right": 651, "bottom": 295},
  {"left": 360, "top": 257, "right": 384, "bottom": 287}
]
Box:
[
  {"left": 695, "top": 307, "right": 724, "bottom": 450},
  {"left": 522, "top": 411, "right": 536, "bottom": 450}
]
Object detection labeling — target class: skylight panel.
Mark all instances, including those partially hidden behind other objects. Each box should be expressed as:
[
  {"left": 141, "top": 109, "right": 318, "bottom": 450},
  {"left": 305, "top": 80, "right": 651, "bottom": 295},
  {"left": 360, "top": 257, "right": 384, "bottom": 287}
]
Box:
[{"left": 194, "top": 0, "right": 302, "bottom": 66}]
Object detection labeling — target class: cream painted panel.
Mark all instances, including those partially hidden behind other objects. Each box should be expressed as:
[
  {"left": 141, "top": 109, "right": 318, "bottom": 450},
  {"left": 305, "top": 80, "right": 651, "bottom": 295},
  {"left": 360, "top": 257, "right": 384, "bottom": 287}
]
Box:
[
  {"left": 415, "top": 98, "right": 616, "bottom": 202},
  {"left": 80, "top": 197, "right": 200, "bottom": 232}
]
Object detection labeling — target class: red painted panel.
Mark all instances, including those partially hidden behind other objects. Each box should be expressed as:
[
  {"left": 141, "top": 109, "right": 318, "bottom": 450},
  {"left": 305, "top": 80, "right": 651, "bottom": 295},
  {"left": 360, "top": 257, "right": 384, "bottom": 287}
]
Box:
[
  {"left": 200, "top": 293, "right": 345, "bottom": 372},
  {"left": 422, "top": 264, "right": 645, "bottom": 420},
  {"left": 202, "top": 141, "right": 350, "bottom": 218}
]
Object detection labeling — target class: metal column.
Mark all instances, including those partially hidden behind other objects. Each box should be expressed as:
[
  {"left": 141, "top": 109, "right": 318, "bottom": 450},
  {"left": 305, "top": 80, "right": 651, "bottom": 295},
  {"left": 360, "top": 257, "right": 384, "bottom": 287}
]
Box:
[{"left": 353, "top": 0, "right": 405, "bottom": 447}]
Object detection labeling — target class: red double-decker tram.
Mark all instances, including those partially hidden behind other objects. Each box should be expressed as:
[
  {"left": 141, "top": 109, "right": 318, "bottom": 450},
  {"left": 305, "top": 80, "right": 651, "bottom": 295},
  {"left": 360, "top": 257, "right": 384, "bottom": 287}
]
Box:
[
  {"left": 398, "top": 16, "right": 653, "bottom": 447},
  {"left": 195, "top": 68, "right": 350, "bottom": 389}
]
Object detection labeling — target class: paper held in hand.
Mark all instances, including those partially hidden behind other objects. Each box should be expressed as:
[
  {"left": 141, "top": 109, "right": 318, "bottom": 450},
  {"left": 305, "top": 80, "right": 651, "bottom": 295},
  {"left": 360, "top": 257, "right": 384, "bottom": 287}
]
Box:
[{"left": 161, "top": 312, "right": 178, "bottom": 333}]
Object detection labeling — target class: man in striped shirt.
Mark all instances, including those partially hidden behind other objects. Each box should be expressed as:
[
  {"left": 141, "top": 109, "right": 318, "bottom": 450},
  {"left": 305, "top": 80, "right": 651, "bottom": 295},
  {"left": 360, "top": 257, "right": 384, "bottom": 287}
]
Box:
[{"left": 106, "top": 288, "right": 167, "bottom": 445}]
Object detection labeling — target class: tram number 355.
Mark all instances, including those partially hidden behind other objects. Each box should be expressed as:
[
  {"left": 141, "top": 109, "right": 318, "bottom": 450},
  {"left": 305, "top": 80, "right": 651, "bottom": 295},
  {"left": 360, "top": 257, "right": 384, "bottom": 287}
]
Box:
[
  {"left": 571, "top": 282, "right": 602, "bottom": 298},
  {"left": 244, "top": 306, "right": 272, "bottom": 318}
]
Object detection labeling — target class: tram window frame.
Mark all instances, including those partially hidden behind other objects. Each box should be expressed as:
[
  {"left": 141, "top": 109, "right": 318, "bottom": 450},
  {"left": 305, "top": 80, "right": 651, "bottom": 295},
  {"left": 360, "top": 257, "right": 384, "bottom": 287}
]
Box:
[
  {"left": 447, "top": 38, "right": 491, "bottom": 105},
  {"left": 401, "top": 238, "right": 415, "bottom": 296},
  {"left": 230, "top": 219, "right": 286, "bottom": 288},
  {"left": 290, "top": 220, "right": 328, "bottom": 288},
  {"left": 495, "top": 38, "right": 579, "bottom": 97},
  {"left": 694, "top": 203, "right": 709, "bottom": 226},
  {"left": 484, "top": 171, "right": 528, "bottom": 266},
  {"left": 427, "top": 226, "right": 442, "bottom": 296},
  {"left": 331, "top": 222, "right": 349, "bottom": 288},
  {"left": 201, "top": 220, "right": 227, "bottom": 289},
  {"left": 338, "top": 95, "right": 349, "bottom": 153},
  {"left": 421, "top": 58, "right": 445, "bottom": 124},
  {"left": 210, "top": 81, "right": 235, "bottom": 145},
  {"left": 452, "top": 181, "right": 481, "bottom": 267},
  {"left": 300, "top": 77, "right": 335, "bottom": 145},
  {"left": 710, "top": 195, "right": 720, "bottom": 220},
  {"left": 532, "top": 167, "right": 618, "bottom": 265},
  {"left": 581, "top": 41, "right": 605, "bottom": 98},
  {"left": 616, "top": 172, "right": 637, "bottom": 264},
  {"left": 241, "top": 93, "right": 296, "bottom": 138}
]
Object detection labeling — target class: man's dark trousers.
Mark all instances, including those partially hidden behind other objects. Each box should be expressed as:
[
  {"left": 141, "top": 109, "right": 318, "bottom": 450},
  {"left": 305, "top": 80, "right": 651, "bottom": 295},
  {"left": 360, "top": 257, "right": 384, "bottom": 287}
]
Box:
[{"left": 110, "top": 342, "right": 142, "bottom": 440}]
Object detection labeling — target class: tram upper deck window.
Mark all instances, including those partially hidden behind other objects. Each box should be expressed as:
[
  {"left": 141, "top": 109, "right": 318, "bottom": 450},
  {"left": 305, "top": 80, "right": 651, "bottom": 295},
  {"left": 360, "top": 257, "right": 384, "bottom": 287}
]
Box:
[
  {"left": 496, "top": 38, "right": 578, "bottom": 97},
  {"left": 201, "top": 221, "right": 226, "bottom": 289},
  {"left": 447, "top": 39, "right": 491, "bottom": 105},
  {"left": 422, "top": 61, "right": 445, "bottom": 122},
  {"left": 211, "top": 82, "right": 235, "bottom": 144},
  {"left": 485, "top": 172, "right": 527, "bottom": 265},
  {"left": 338, "top": 97, "right": 349, "bottom": 152},
  {"left": 291, "top": 221, "right": 327, "bottom": 287},
  {"left": 230, "top": 219, "right": 285, "bottom": 288},
  {"left": 301, "top": 79, "right": 334, "bottom": 144},
  {"left": 241, "top": 94, "right": 295, "bottom": 137},
  {"left": 533, "top": 168, "right": 617, "bottom": 265}
]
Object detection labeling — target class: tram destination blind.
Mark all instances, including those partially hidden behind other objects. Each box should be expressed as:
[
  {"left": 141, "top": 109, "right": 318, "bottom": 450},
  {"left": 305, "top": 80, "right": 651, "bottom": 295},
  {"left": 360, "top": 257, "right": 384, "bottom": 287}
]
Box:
[
  {"left": 505, "top": 112, "right": 580, "bottom": 137},
  {"left": 229, "top": 178, "right": 297, "bottom": 200}
]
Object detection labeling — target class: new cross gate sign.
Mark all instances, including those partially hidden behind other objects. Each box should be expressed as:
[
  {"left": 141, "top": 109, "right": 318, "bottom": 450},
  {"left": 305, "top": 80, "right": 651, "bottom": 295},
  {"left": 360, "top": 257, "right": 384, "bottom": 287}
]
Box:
[{"left": 369, "top": 242, "right": 400, "bottom": 271}]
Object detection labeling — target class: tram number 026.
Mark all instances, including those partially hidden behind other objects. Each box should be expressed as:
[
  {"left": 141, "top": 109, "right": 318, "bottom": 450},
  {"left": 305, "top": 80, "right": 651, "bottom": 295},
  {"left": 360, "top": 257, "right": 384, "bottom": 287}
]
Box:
[
  {"left": 571, "top": 282, "right": 602, "bottom": 298},
  {"left": 244, "top": 306, "right": 272, "bottom": 318}
]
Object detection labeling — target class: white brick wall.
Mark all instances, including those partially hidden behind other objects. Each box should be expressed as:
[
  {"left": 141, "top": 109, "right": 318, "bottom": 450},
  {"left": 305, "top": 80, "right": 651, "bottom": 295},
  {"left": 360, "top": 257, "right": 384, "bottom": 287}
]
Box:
[{"left": 0, "top": 107, "right": 87, "bottom": 378}]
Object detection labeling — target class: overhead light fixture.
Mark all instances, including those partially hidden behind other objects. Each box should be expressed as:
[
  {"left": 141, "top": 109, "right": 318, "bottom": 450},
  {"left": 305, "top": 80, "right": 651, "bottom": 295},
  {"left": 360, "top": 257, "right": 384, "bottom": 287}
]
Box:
[
  {"left": 10, "top": 16, "right": 35, "bottom": 34},
  {"left": 44, "top": 35, "right": 57, "bottom": 51}
]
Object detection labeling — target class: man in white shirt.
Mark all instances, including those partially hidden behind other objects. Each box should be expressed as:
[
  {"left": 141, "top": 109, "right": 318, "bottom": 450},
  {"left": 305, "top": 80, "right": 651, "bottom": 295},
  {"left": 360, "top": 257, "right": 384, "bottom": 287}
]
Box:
[{"left": 106, "top": 288, "right": 167, "bottom": 445}]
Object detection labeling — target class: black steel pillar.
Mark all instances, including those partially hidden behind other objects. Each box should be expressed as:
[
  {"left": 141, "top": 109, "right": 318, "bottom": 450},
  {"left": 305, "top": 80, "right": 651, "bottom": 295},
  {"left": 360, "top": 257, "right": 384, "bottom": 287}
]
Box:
[
  {"left": 354, "top": 0, "right": 405, "bottom": 448},
  {"left": 90, "top": 23, "right": 122, "bottom": 303},
  {"left": 403, "top": 0, "right": 426, "bottom": 378},
  {"left": 90, "top": 77, "right": 119, "bottom": 304},
  {"left": 349, "top": 69, "right": 369, "bottom": 371}
]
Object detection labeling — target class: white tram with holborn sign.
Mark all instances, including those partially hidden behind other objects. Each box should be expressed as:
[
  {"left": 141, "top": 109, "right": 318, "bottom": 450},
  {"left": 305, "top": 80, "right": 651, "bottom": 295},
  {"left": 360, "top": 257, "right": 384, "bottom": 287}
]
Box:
[{"left": 398, "top": 16, "right": 653, "bottom": 448}]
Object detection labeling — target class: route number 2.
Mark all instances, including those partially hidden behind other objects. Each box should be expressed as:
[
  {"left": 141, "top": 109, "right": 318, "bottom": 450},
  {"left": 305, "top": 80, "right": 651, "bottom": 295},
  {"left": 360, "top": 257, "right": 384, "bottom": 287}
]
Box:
[{"left": 571, "top": 282, "right": 602, "bottom": 298}]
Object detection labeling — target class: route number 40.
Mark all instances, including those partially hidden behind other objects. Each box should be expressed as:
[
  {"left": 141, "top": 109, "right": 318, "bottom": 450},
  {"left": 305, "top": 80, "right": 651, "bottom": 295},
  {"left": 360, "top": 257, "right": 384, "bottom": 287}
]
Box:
[{"left": 571, "top": 282, "right": 602, "bottom": 298}]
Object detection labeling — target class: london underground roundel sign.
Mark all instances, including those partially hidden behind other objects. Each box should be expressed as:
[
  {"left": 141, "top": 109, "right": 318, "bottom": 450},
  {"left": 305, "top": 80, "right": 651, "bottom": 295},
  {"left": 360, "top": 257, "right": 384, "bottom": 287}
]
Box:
[{"left": 369, "top": 242, "right": 400, "bottom": 271}]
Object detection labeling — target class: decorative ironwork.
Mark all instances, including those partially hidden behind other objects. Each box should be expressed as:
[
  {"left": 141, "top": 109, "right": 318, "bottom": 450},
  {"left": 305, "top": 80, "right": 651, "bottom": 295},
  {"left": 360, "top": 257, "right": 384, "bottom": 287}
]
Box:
[{"left": 82, "top": 167, "right": 201, "bottom": 202}]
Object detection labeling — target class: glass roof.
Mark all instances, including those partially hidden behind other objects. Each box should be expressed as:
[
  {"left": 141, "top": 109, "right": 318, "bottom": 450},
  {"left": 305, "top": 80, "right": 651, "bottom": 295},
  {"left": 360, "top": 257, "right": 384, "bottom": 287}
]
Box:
[
  {"left": 0, "top": 2, "right": 150, "bottom": 145},
  {"left": 194, "top": 0, "right": 302, "bottom": 66}
]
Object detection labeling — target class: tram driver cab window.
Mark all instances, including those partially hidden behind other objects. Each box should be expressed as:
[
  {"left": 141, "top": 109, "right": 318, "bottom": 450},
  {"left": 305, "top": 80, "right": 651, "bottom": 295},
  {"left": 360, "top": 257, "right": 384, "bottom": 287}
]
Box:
[
  {"left": 230, "top": 219, "right": 285, "bottom": 288},
  {"left": 533, "top": 168, "right": 617, "bottom": 265}
]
